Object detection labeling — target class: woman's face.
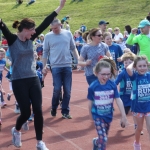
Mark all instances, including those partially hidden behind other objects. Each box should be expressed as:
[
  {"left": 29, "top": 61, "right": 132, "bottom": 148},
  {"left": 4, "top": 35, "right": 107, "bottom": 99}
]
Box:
[
  {"left": 92, "top": 30, "right": 102, "bottom": 43},
  {"left": 104, "top": 35, "right": 112, "bottom": 46},
  {"left": 24, "top": 27, "right": 36, "bottom": 40}
]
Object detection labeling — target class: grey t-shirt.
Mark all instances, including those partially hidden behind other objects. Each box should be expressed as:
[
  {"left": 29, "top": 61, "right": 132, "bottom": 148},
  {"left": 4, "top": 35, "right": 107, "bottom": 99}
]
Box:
[{"left": 81, "top": 42, "right": 109, "bottom": 76}]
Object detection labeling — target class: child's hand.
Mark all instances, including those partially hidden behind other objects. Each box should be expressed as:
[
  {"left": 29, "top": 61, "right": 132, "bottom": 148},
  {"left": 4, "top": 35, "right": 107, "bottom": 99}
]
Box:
[
  {"left": 120, "top": 116, "right": 128, "bottom": 128},
  {"left": 117, "top": 57, "right": 122, "bottom": 62}
]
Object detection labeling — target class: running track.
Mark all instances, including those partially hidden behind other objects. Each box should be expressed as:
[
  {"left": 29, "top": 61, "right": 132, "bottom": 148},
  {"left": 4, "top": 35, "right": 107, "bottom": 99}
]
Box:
[{"left": 0, "top": 71, "right": 149, "bottom": 150}]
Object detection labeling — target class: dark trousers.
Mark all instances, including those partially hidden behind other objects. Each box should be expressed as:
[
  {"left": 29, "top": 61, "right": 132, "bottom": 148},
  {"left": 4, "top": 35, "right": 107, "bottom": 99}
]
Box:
[{"left": 12, "top": 77, "right": 43, "bottom": 140}]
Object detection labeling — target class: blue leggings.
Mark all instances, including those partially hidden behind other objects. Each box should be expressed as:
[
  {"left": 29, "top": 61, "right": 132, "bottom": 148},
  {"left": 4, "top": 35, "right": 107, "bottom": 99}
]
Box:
[{"left": 94, "top": 118, "right": 110, "bottom": 150}]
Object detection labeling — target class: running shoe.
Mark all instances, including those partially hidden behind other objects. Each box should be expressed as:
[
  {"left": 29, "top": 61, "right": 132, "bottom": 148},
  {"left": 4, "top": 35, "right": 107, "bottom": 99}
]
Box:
[
  {"left": 133, "top": 141, "right": 141, "bottom": 150},
  {"left": 28, "top": 113, "right": 34, "bottom": 121},
  {"left": 1, "top": 101, "right": 7, "bottom": 108},
  {"left": 11, "top": 127, "right": 22, "bottom": 148},
  {"left": 36, "top": 141, "right": 49, "bottom": 150},
  {"left": 62, "top": 114, "right": 72, "bottom": 119},
  {"left": 22, "top": 122, "right": 29, "bottom": 131},
  {"left": 14, "top": 105, "right": 20, "bottom": 114},
  {"left": 92, "top": 137, "right": 98, "bottom": 150},
  {"left": 50, "top": 109, "right": 56, "bottom": 117},
  {"left": 7, "top": 93, "right": 11, "bottom": 101}
]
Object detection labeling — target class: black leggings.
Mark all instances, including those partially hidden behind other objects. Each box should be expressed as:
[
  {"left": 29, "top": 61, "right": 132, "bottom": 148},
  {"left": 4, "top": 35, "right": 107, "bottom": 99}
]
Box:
[{"left": 12, "top": 77, "right": 43, "bottom": 140}]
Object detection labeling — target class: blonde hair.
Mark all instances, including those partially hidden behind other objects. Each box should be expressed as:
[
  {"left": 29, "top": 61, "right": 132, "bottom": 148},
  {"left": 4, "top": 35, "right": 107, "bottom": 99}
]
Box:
[
  {"left": 121, "top": 52, "right": 136, "bottom": 62},
  {"left": 103, "top": 32, "right": 112, "bottom": 40},
  {"left": 0, "top": 48, "right": 5, "bottom": 53},
  {"left": 133, "top": 55, "right": 148, "bottom": 68}
]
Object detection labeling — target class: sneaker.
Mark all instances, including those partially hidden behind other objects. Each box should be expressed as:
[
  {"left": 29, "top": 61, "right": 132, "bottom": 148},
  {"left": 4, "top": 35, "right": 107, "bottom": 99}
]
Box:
[
  {"left": 50, "top": 109, "right": 56, "bottom": 117},
  {"left": 141, "top": 131, "right": 144, "bottom": 135},
  {"left": 62, "top": 114, "right": 72, "bottom": 119},
  {"left": 14, "top": 105, "right": 20, "bottom": 114},
  {"left": 28, "top": 113, "right": 34, "bottom": 121},
  {"left": 1, "top": 101, "right": 7, "bottom": 108},
  {"left": 133, "top": 141, "right": 141, "bottom": 150},
  {"left": 11, "top": 127, "right": 22, "bottom": 148},
  {"left": 36, "top": 141, "right": 49, "bottom": 150},
  {"left": 92, "top": 137, "right": 98, "bottom": 150},
  {"left": 59, "top": 101, "right": 62, "bottom": 109},
  {"left": 22, "top": 122, "right": 29, "bottom": 131},
  {"left": 7, "top": 94, "right": 11, "bottom": 101}
]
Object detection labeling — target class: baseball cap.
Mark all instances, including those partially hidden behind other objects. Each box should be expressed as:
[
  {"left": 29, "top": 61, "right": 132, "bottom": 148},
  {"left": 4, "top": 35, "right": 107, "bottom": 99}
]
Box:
[
  {"left": 99, "top": 20, "right": 109, "bottom": 25},
  {"left": 138, "top": 20, "right": 150, "bottom": 28}
]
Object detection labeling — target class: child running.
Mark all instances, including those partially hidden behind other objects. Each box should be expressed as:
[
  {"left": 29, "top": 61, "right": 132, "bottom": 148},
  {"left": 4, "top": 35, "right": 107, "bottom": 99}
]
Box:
[
  {"left": 0, "top": 48, "right": 9, "bottom": 107},
  {"left": 126, "top": 55, "right": 150, "bottom": 150},
  {"left": 88, "top": 59, "right": 127, "bottom": 150}
]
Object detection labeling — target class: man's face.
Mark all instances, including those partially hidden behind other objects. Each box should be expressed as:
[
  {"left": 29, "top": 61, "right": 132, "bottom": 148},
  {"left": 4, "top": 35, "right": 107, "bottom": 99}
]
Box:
[
  {"left": 140, "top": 25, "right": 150, "bottom": 34},
  {"left": 99, "top": 24, "right": 107, "bottom": 32},
  {"left": 51, "top": 24, "right": 61, "bottom": 34}
]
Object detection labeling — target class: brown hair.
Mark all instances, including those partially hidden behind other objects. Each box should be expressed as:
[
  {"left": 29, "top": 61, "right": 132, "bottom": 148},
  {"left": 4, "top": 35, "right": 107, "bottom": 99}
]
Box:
[
  {"left": 121, "top": 52, "right": 136, "bottom": 62},
  {"left": 133, "top": 55, "right": 148, "bottom": 68},
  {"left": 82, "top": 31, "right": 89, "bottom": 42},
  {"left": 100, "top": 58, "right": 117, "bottom": 77},
  {"left": 94, "top": 58, "right": 117, "bottom": 77},
  {"left": 12, "top": 18, "right": 35, "bottom": 32},
  {"left": 89, "top": 28, "right": 101, "bottom": 40},
  {"left": 103, "top": 32, "right": 112, "bottom": 40}
]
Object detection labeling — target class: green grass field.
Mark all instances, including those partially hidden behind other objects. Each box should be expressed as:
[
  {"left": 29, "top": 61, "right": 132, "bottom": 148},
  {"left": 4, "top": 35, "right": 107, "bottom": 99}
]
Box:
[{"left": 0, "top": 0, "right": 150, "bottom": 34}]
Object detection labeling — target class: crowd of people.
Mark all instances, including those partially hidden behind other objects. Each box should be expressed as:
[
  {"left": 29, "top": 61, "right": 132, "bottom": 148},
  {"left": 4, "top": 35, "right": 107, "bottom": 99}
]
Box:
[{"left": 0, "top": 0, "right": 150, "bottom": 150}]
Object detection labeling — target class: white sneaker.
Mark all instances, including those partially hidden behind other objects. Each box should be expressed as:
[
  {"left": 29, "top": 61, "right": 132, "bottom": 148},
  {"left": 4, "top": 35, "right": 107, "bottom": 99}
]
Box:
[
  {"left": 36, "top": 141, "right": 49, "bottom": 150},
  {"left": 11, "top": 127, "right": 22, "bottom": 148},
  {"left": 14, "top": 105, "right": 20, "bottom": 114},
  {"left": 22, "top": 122, "right": 29, "bottom": 131}
]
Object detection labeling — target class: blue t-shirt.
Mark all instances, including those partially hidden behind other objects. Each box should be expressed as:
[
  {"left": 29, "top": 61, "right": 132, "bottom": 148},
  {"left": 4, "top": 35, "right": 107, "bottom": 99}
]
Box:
[
  {"left": 0, "top": 59, "right": 6, "bottom": 80},
  {"left": 75, "top": 36, "right": 83, "bottom": 53},
  {"left": 6, "top": 49, "right": 12, "bottom": 74},
  {"left": 109, "top": 43, "right": 123, "bottom": 69},
  {"left": 115, "top": 68, "right": 132, "bottom": 107},
  {"left": 130, "top": 72, "right": 150, "bottom": 113},
  {"left": 36, "top": 61, "right": 43, "bottom": 83},
  {"left": 87, "top": 79, "right": 119, "bottom": 123}
]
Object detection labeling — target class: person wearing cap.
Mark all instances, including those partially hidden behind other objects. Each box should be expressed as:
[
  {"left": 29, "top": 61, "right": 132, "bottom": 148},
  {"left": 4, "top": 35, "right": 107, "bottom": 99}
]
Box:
[
  {"left": 126, "top": 20, "right": 150, "bottom": 61},
  {"left": 98, "top": 20, "right": 109, "bottom": 34}
]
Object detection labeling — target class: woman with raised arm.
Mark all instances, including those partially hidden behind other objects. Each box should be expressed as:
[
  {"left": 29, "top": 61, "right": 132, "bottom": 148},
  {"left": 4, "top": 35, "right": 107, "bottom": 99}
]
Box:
[{"left": 0, "top": 0, "right": 66, "bottom": 150}]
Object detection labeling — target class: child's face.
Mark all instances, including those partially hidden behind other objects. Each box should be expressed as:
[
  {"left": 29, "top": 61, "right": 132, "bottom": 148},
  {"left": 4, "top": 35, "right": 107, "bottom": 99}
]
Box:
[
  {"left": 123, "top": 59, "right": 133, "bottom": 68},
  {"left": 104, "top": 35, "right": 112, "bottom": 46},
  {"left": 0, "top": 52, "right": 5, "bottom": 60},
  {"left": 96, "top": 67, "right": 111, "bottom": 84},
  {"left": 135, "top": 60, "right": 148, "bottom": 75}
]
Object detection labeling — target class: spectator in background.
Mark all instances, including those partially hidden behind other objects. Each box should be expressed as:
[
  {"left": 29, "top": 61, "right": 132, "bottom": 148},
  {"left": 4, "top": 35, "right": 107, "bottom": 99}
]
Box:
[
  {"left": 98, "top": 20, "right": 109, "bottom": 35},
  {"left": 36, "top": 34, "right": 44, "bottom": 59},
  {"left": 114, "top": 27, "right": 126, "bottom": 51},
  {"left": 80, "top": 24, "right": 87, "bottom": 33},
  {"left": 61, "top": 15, "right": 70, "bottom": 24},
  {"left": 74, "top": 30, "right": 83, "bottom": 55},
  {"left": 65, "top": 21, "right": 70, "bottom": 31},
  {"left": 107, "top": 28, "right": 115, "bottom": 39},
  {"left": 1, "top": 36, "right": 8, "bottom": 51}
]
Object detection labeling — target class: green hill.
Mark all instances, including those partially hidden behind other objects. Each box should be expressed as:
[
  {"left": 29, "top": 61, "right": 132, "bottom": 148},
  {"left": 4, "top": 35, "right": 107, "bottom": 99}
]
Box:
[{"left": 0, "top": 0, "right": 150, "bottom": 34}]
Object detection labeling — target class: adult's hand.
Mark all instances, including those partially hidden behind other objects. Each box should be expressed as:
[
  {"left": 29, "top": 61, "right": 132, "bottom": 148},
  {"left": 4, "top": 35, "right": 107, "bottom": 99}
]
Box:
[
  {"left": 86, "top": 59, "right": 92, "bottom": 66},
  {"left": 59, "top": 0, "right": 66, "bottom": 8},
  {"left": 42, "top": 68, "right": 48, "bottom": 77},
  {"left": 55, "top": 0, "right": 66, "bottom": 14},
  {"left": 131, "top": 28, "right": 138, "bottom": 34}
]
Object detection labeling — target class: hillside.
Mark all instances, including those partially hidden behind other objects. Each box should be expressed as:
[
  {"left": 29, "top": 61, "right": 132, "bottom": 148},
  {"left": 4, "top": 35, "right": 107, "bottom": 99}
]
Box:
[{"left": 0, "top": 0, "right": 150, "bottom": 34}]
